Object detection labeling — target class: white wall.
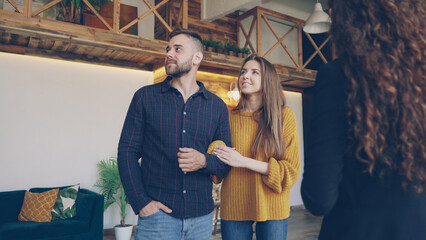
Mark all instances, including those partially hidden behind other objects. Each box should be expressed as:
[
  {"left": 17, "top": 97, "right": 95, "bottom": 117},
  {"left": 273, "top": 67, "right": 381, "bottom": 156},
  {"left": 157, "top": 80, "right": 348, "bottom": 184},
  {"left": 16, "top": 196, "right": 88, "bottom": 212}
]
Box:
[
  {"left": 0, "top": 52, "right": 152, "bottom": 228},
  {"left": 284, "top": 91, "right": 304, "bottom": 206}
]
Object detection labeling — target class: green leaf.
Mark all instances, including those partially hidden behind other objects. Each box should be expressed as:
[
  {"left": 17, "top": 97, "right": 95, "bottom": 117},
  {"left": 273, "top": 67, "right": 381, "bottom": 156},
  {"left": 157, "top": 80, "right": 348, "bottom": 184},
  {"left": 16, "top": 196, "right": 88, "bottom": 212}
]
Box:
[{"left": 94, "top": 157, "right": 129, "bottom": 224}]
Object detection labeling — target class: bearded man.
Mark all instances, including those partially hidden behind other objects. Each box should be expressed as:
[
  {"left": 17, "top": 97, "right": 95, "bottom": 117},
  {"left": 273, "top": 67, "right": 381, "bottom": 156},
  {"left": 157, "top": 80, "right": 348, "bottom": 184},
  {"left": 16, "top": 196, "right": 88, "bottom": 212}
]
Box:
[{"left": 117, "top": 28, "right": 231, "bottom": 240}]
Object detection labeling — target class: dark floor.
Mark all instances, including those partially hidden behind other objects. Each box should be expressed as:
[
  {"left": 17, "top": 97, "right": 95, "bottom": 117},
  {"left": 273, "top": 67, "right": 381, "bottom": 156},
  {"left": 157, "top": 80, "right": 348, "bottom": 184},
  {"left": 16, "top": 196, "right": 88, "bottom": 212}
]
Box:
[{"left": 104, "top": 205, "right": 323, "bottom": 240}]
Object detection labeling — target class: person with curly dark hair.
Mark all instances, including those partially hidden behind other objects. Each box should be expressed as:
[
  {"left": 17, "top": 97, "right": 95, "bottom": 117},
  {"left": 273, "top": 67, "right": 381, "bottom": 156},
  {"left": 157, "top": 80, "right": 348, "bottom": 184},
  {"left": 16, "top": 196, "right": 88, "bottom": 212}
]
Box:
[{"left": 301, "top": 0, "right": 426, "bottom": 239}]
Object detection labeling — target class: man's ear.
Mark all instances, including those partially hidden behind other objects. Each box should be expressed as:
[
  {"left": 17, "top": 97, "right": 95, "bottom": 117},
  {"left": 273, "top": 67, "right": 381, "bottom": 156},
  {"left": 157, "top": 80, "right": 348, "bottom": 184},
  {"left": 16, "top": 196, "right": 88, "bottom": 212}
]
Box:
[{"left": 193, "top": 51, "right": 203, "bottom": 65}]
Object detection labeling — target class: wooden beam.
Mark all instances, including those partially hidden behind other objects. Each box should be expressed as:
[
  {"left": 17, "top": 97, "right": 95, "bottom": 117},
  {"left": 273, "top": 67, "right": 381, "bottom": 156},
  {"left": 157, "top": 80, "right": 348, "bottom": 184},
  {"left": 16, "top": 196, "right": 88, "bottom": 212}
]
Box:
[
  {"left": 0, "top": 4, "right": 318, "bottom": 90},
  {"left": 82, "top": 0, "right": 112, "bottom": 31},
  {"left": 170, "top": 1, "right": 182, "bottom": 29},
  {"left": 263, "top": 23, "right": 296, "bottom": 59},
  {"left": 259, "top": 7, "right": 305, "bottom": 25},
  {"left": 303, "top": 33, "right": 331, "bottom": 68},
  {"left": 113, "top": 0, "right": 120, "bottom": 33},
  {"left": 0, "top": 42, "right": 25, "bottom": 53},
  {"left": 297, "top": 23, "right": 303, "bottom": 69},
  {"left": 239, "top": 16, "right": 256, "bottom": 52},
  {"left": 236, "top": 7, "right": 258, "bottom": 22},
  {"left": 182, "top": 0, "right": 188, "bottom": 29},
  {"left": 120, "top": 0, "right": 169, "bottom": 33},
  {"left": 256, "top": 8, "right": 261, "bottom": 56},
  {"left": 143, "top": 0, "right": 172, "bottom": 32},
  {"left": 262, "top": 14, "right": 298, "bottom": 67},
  {"left": 24, "top": 0, "right": 32, "bottom": 18},
  {"left": 6, "top": 0, "right": 24, "bottom": 13},
  {"left": 2, "top": 32, "right": 12, "bottom": 44},
  {"left": 0, "top": 13, "right": 167, "bottom": 54},
  {"left": 23, "top": 47, "right": 153, "bottom": 70},
  {"left": 32, "top": 0, "right": 62, "bottom": 17},
  {"left": 28, "top": 36, "right": 40, "bottom": 48}
]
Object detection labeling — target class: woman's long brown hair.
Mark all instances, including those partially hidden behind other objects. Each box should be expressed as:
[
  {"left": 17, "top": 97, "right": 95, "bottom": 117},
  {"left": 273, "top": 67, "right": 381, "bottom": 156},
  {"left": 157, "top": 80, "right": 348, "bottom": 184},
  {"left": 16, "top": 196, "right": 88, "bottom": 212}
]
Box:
[
  {"left": 234, "top": 55, "right": 286, "bottom": 160},
  {"left": 328, "top": 0, "right": 426, "bottom": 192}
]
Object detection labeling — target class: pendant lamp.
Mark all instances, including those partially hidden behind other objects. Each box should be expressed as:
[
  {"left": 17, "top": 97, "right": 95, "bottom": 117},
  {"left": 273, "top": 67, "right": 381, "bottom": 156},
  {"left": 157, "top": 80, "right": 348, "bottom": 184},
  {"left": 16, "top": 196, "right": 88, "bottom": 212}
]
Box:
[{"left": 303, "top": 1, "right": 331, "bottom": 34}]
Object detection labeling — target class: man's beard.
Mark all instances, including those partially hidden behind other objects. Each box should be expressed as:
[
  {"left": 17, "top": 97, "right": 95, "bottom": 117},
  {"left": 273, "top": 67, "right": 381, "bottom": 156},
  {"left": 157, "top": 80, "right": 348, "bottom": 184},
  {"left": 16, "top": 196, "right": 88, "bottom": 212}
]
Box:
[{"left": 166, "top": 57, "right": 193, "bottom": 77}]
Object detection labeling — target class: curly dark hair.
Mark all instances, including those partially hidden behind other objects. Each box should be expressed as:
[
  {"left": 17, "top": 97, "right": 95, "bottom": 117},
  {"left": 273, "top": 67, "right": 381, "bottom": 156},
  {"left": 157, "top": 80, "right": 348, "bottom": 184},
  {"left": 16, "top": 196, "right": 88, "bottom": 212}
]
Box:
[{"left": 328, "top": 0, "right": 426, "bottom": 192}]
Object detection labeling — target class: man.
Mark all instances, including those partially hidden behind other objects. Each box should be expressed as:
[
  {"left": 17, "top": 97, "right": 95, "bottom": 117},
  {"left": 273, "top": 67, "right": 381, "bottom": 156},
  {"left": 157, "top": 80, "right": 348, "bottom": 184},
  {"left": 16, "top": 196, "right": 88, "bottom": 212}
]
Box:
[{"left": 117, "top": 29, "right": 231, "bottom": 240}]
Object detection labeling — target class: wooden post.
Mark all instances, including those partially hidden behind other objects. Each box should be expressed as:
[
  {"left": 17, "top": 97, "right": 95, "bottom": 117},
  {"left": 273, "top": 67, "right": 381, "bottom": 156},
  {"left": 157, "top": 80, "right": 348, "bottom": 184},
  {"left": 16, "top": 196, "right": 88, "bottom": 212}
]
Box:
[
  {"left": 298, "top": 23, "right": 303, "bottom": 70},
  {"left": 24, "top": 0, "right": 32, "bottom": 17},
  {"left": 256, "top": 8, "right": 261, "bottom": 56},
  {"left": 182, "top": 0, "right": 188, "bottom": 29},
  {"left": 113, "top": 0, "right": 120, "bottom": 33}
]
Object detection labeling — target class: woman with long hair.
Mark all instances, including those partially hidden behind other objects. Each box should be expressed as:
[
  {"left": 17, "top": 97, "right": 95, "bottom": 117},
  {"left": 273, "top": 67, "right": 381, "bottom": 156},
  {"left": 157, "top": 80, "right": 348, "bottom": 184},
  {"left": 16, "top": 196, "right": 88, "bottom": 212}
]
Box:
[
  {"left": 301, "top": 0, "right": 426, "bottom": 239},
  {"left": 210, "top": 55, "right": 301, "bottom": 240}
]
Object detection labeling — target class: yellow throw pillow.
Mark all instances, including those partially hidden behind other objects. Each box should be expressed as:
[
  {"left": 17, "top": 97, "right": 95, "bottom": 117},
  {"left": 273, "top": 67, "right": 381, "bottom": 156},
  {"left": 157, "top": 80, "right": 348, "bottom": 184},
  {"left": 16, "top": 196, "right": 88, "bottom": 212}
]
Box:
[{"left": 18, "top": 188, "right": 59, "bottom": 222}]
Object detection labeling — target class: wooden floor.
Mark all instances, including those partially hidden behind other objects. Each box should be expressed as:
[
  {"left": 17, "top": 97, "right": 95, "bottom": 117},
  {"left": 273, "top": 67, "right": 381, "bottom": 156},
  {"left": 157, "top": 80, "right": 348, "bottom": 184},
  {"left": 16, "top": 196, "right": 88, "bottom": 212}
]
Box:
[{"left": 104, "top": 206, "right": 323, "bottom": 240}]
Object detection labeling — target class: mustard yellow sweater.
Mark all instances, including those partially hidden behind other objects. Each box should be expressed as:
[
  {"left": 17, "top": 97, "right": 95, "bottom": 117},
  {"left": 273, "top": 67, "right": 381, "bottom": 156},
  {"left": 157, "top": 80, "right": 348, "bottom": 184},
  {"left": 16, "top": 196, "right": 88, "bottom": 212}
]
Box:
[{"left": 209, "top": 107, "right": 300, "bottom": 221}]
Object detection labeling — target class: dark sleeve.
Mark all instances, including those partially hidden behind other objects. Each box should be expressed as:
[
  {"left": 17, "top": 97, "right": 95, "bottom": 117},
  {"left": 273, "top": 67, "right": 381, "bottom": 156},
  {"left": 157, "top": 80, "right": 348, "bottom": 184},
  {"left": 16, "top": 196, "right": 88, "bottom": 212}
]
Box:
[
  {"left": 198, "top": 102, "right": 231, "bottom": 175},
  {"left": 301, "top": 60, "right": 347, "bottom": 216},
  {"left": 117, "top": 89, "right": 152, "bottom": 214}
]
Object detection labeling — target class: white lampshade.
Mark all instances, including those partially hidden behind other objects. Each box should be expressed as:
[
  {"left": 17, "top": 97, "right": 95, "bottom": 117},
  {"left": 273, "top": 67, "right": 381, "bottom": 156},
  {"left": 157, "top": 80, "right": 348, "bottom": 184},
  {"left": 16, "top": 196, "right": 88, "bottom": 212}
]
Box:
[
  {"left": 303, "top": 2, "right": 331, "bottom": 34},
  {"left": 227, "top": 82, "right": 240, "bottom": 101}
]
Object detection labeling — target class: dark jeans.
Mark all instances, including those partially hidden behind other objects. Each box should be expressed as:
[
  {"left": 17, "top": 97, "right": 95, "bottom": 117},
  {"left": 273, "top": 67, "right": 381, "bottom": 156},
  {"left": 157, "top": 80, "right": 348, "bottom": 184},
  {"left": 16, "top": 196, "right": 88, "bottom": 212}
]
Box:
[{"left": 221, "top": 219, "right": 288, "bottom": 240}]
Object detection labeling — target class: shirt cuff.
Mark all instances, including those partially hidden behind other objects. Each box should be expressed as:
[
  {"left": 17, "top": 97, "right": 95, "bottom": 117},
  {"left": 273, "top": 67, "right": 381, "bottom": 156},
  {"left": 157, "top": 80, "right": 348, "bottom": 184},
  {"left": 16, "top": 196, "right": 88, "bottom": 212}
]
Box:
[{"left": 130, "top": 195, "right": 153, "bottom": 215}]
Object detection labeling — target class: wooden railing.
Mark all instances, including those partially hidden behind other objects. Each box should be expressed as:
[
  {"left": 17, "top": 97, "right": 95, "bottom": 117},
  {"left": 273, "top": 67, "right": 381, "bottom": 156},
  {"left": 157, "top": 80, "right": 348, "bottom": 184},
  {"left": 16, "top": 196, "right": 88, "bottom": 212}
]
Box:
[
  {"left": 237, "top": 6, "right": 331, "bottom": 71},
  {"left": 0, "top": 0, "right": 188, "bottom": 36}
]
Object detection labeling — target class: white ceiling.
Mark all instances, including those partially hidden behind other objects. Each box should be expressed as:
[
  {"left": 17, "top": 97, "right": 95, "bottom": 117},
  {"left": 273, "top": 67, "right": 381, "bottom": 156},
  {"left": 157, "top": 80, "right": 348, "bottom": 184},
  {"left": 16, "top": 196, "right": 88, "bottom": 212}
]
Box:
[
  {"left": 264, "top": 0, "right": 328, "bottom": 12},
  {"left": 202, "top": 0, "right": 329, "bottom": 22}
]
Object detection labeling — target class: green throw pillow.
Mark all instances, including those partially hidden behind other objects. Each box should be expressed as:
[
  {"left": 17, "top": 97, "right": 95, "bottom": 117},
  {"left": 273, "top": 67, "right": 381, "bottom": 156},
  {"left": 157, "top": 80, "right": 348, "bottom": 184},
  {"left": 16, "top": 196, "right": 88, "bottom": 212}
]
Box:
[{"left": 51, "top": 184, "right": 80, "bottom": 220}]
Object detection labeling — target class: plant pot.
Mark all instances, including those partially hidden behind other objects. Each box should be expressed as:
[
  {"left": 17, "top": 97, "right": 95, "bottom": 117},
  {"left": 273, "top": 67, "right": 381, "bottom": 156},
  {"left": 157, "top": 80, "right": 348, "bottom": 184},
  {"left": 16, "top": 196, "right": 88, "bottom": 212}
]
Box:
[
  {"left": 207, "top": 46, "right": 214, "bottom": 52},
  {"left": 238, "top": 53, "right": 243, "bottom": 58},
  {"left": 228, "top": 51, "right": 236, "bottom": 57},
  {"left": 115, "top": 224, "right": 133, "bottom": 240},
  {"left": 217, "top": 48, "right": 225, "bottom": 54}
]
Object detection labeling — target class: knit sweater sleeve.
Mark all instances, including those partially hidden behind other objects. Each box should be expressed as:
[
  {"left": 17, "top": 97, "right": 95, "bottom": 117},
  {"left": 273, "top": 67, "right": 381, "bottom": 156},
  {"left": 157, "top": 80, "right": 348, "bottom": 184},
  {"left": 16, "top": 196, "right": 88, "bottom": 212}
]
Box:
[
  {"left": 207, "top": 140, "right": 226, "bottom": 184},
  {"left": 262, "top": 108, "right": 301, "bottom": 193}
]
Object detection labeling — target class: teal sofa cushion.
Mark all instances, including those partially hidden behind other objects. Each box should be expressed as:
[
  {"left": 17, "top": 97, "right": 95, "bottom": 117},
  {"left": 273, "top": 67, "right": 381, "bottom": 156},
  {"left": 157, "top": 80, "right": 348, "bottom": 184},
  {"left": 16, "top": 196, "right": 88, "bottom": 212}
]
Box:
[
  {"left": 0, "top": 219, "right": 89, "bottom": 240},
  {"left": 0, "top": 190, "right": 25, "bottom": 225}
]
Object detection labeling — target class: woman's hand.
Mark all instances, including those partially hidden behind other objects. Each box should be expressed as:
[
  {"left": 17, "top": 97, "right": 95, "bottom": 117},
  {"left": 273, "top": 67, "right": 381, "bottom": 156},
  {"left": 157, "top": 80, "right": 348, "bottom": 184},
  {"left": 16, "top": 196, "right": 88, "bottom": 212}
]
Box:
[{"left": 212, "top": 145, "right": 247, "bottom": 168}]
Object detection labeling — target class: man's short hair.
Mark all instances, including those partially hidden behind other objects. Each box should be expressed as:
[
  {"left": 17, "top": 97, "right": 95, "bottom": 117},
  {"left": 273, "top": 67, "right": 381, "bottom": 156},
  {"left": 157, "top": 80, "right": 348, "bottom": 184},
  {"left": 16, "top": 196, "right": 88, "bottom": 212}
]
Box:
[{"left": 169, "top": 28, "right": 204, "bottom": 54}]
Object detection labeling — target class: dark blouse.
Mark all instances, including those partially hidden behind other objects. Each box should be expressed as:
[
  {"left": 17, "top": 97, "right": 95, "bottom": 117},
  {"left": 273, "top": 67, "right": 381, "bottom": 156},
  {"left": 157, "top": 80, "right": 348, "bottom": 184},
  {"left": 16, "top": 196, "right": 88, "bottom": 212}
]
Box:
[{"left": 301, "top": 60, "right": 426, "bottom": 240}]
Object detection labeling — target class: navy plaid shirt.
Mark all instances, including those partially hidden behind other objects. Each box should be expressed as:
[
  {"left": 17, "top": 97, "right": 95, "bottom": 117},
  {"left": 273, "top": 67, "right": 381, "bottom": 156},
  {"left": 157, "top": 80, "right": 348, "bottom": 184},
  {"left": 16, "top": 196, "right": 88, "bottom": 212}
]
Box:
[{"left": 118, "top": 77, "right": 231, "bottom": 218}]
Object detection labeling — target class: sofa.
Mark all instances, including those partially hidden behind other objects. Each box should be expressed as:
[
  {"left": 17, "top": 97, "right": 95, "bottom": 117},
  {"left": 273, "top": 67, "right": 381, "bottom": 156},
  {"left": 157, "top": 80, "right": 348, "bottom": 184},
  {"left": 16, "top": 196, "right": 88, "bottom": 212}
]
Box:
[{"left": 0, "top": 187, "right": 103, "bottom": 240}]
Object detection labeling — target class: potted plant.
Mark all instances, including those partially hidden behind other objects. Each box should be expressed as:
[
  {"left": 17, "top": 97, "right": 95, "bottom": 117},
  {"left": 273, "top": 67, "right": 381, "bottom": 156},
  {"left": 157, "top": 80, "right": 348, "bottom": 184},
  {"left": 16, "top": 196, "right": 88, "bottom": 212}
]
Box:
[
  {"left": 241, "top": 47, "right": 252, "bottom": 58},
  {"left": 236, "top": 47, "right": 243, "bottom": 58},
  {"left": 202, "top": 39, "right": 209, "bottom": 51},
  {"left": 94, "top": 157, "right": 132, "bottom": 240},
  {"left": 56, "top": 0, "right": 83, "bottom": 23},
  {"left": 225, "top": 42, "right": 238, "bottom": 56},
  {"left": 216, "top": 41, "right": 225, "bottom": 54},
  {"left": 202, "top": 39, "right": 215, "bottom": 52}
]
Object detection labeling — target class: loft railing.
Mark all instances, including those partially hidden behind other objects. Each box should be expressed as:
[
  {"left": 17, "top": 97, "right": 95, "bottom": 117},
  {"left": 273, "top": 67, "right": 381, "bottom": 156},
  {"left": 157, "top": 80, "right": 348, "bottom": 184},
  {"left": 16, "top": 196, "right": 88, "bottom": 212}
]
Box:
[
  {"left": 0, "top": 0, "right": 188, "bottom": 36},
  {"left": 237, "top": 6, "right": 332, "bottom": 71}
]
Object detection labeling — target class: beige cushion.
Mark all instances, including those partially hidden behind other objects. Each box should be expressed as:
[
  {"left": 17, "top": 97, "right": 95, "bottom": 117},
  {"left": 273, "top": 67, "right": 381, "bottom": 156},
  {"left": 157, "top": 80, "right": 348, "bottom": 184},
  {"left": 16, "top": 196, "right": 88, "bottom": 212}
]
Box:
[{"left": 18, "top": 188, "right": 59, "bottom": 222}]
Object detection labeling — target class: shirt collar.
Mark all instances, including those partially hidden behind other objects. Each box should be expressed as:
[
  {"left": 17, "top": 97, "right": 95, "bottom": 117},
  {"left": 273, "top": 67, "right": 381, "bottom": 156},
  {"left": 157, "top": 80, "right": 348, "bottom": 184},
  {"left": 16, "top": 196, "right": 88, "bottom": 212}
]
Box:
[{"left": 161, "top": 76, "right": 209, "bottom": 99}]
